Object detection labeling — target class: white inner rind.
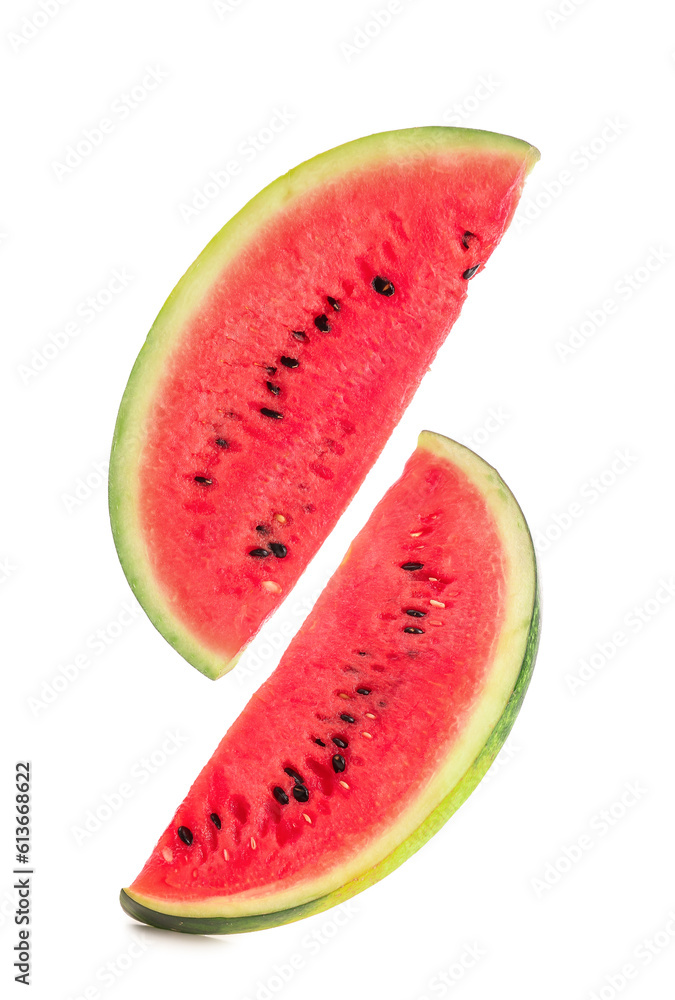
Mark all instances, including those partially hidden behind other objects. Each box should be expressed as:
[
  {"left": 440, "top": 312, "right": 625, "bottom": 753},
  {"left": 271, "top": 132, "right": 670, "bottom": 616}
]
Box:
[{"left": 126, "top": 431, "right": 537, "bottom": 918}]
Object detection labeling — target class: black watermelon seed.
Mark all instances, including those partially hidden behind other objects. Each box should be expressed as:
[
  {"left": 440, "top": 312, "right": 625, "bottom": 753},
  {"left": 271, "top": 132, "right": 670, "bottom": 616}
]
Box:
[
  {"left": 357, "top": 651, "right": 367, "bottom": 656},
  {"left": 340, "top": 714, "right": 356, "bottom": 724},
  {"left": 463, "top": 265, "right": 480, "bottom": 280},
  {"left": 356, "top": 687, "right": 371, "bottom": 695},
  {"left": 292, "top": 784, "right": 310, "bottom": 803},
  {"left": 273, "top": 786, "right": 289, "bottom": 805},
  {"left": 280, "top": 356, "right": 299, "bottom": 369},
  {"left": 401, "top": 562, "right": 424, "bottom": 571},
  {"left": 327, "top": 296, "right": 340, "bottom": 312},
  {"left": 260, "top": 408, "right": 283, "bottom": 419},
  {"left": 177, "top": 826, "right": 193, "bottom": 846},
  {"left": 265, "top": 365, "right": 277, "bottom": 374},
  {"left": 249, "top": 548, "right": 270, "bottom": 558},
  {"left": 372, "top": 276, "right": 395, "bottom": 296},
  {"left": 194, "top": 476, "right": 213, "bottom": 485},
  {"left": 256, "top": 525, "right": 268, "bottom": 534},
  {"left": 210, "top": 812, "right": 221, "bottom": 829},
  {"left": 266, "top": 381, "right": 281, "bottom": 395},
  {"left": 215, "top": 438, "right": 228, "bottom": 449},
  {"left": 292, "top": 330, "right": 307, "bottom": 341},
  {"left": 269, "top": 542, "right": 287, "bottom": 558},
  {"left": 332, "top": 754, "right": 346, "bottom": 773},
  {"left": 314, "top": 314, "right": 331, "bottom": 332},
  {"left": 406, "top": 609, "right": 427, "bottom": 617},
  {"left": 284, "top": 767, "right": 304, "bottom": 784},
  {"left": 314, "top": 738, "right": 326, "bottom": 747},
  {"left": 332, "top": 736, "right": 348, "bottom": 749},
  {"left": 404, "top": 626, "right": 425, "bottom": 635},
  {"left": 462, "top": 231, "right": 475, "bottom": 249}
]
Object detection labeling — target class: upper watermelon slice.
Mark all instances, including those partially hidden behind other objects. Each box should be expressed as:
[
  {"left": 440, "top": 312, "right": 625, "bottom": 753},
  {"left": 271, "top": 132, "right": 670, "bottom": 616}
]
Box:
[
  {"left": 120, "top": 432, "right": 539, "bottom": 933},
  {"left": 109, "top": 127, "right": 539, "bottom": 679}
]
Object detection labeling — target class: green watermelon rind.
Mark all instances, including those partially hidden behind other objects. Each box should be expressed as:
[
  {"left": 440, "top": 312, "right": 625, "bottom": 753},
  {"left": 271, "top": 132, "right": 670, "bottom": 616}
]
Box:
[
  {"left": 119, "top": 434, "right": 540, "bottom": 935},
  {"left": 108, "top": 127, "right": 540, "bottom": 681}
]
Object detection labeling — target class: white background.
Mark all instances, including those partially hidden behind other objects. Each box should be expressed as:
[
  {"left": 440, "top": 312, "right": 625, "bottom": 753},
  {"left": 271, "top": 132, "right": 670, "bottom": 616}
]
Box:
[{"left": 3, "top": 1, "right": 675, "bottom": 998}]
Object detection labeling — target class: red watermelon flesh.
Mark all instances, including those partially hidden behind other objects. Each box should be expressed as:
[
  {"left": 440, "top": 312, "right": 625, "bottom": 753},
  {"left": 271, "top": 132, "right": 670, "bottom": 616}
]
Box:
[
  {"left": 109, "top": 128, "right": 539, "bottom": 679},
  {"left": 121, "top": 432, "right": 539, "bottom": 932}
]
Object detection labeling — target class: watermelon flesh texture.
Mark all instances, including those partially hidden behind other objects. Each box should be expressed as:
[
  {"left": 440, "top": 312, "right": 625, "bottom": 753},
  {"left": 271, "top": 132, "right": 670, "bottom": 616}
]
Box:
[
  {"left": 121, "top": 432, "right": 539, "bottom": 933},
  {"left": 109, "top": 128, "right": 539, "bottom": 679}
]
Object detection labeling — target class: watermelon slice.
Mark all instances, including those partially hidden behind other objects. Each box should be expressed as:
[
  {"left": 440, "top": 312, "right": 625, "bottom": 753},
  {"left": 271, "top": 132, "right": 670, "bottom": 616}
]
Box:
[
  {"left": 109, "top": 127, "right": 539, "bottom": 679},
  {"left": 120, "top": 432, "right": 539, "bottom": 934}
]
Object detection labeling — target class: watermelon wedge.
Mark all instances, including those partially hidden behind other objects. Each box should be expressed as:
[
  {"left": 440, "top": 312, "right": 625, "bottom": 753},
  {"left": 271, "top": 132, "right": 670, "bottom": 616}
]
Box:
[
  {"left": 109, "top": 127, "right": 539, "bottom": 679},
  {"left": 120, "top": 432, "right": 539, "bottom": 934}
]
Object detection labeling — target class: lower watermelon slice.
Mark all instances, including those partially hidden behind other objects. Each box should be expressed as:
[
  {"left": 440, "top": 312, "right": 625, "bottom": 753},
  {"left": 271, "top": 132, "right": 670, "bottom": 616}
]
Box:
[
  {"left": 120, "top": 432, "right": 539, "bottom": 933},
  {"left": 109, "top": 127, "right": 539, "bottom": 679}
]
